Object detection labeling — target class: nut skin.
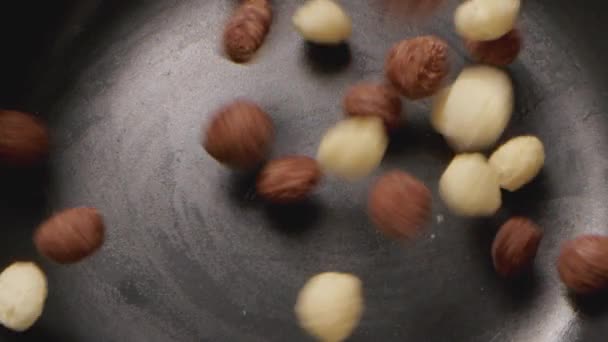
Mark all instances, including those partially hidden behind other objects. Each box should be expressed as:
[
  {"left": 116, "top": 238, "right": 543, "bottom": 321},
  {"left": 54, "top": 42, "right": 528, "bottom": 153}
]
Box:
[
  {"left": 385, "top": 35, "right": 449, "bottom": 99},
  {"left": 558, "top": 235, "right": 608, "bottom": 295},
  {"left": 466, "top": 29, "right": 522, "bottom": 67},
  {"left": 257, "top": 156, "right": 322, "bottom": 204},
  {"left": 223, "top": 0, "right": 272, "bottom": 63},
  {"left": 492, "top": 217, "right": 543, "bottom": 278},
  {"left": 368, "top": 170, "right": 431, "bottom": 240},
  {"left": 34, "top": 207, "right": 105, "bottom": 264},
  {"left": 343, "top": 82, "right": 403, "bottom": 131},
  {"left": 0, "top": 110, "right": 49, "bottom": 167},
  {"left": 203, "top": 101, "right": 274, "bottom": 170}
]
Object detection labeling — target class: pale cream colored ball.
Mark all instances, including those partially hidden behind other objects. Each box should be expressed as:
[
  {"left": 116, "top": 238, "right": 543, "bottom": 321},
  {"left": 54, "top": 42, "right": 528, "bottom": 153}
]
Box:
[
  {"left": 293, "top": 0, "right": 352, "bottom": 44},
  {"left": 489, "top": 135, "right": 545, "bottom": 191},
  {"left": 317, "top": 117, "right": 388, "bottom": 181},
  {"left": 295, "top": 272, "right": 364, "bottom": 342},
  {"left": 439, "top": 153, "right": 502, "bottom": 217},
  {"left": 455, "top": 0, "right": 521, "bottom": 41},
  {"left": 0, "top": 262, "right": 47, "bottom": 331}
]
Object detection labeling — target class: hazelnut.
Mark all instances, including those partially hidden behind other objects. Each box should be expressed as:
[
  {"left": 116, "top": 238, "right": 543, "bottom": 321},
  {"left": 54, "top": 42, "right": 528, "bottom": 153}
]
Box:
[
  {"left": 256, "top": 156, "right": 322, "bottom": 204},
  {"left": 0, "top": 110, "right": 49, "bottom": 167},
  {"left": 34, "top": 207, "right": 105, "bottom": 264},
  {"left": 0, "top": 262, "right": 47, "bottom": 332},
  {"left": 223, "top": 0, "right": 272, "bottom": 63},
  {"left": 466, "top": 29, "right": 522, "bottom": 66},
  {"left": 203, "top": 101, "right": 274, "bottom": 170},
  {"left": 492, "top": 217, "right": 543, "bottom": 277},
  {"left": 385, "top": 36, "right": 449, "bottom": 99},
  {"left": 343, "top": 82, "right": 403, "bottom": 131},
  {"left": 558, "top": 235, "right": 608, "bottom": 295},
  {"left": 368, "top": 170, "right": 431, "bottom": 240}
]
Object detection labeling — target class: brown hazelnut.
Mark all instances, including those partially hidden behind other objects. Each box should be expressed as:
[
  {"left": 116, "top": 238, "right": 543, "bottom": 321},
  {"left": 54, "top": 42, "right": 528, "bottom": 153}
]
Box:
[
  {"left": 385, "top": 35, "right": 449, "bottom": 99},
  {"left": 223, "top": 0, "right": 273, "bottom": 63},
  {"left": 466, "top": 29, "right": 522, "bottom": 67},
  {"left": 368, "top": 170, "right": 431, "bottom": 240},
  {"left": 558, "top": 235, "right": 608, "bottom": 295},
  {"left": 343, "top": 82, "right": 403, "bottom": 131},
  {"left": 34, "top": 207, "right": 105, "bottom": 264},
  {"left": 257, "top": 156, "right": 322, "bottom": 204},
  {"left": 203, "top": 101, "right": 274, "bottom": 170},
  {"left": 491, "top": 217, "right": 543, "bottom": 278},
  {"left": 0, "top": 110, "right": 49, "bottom": 167}
]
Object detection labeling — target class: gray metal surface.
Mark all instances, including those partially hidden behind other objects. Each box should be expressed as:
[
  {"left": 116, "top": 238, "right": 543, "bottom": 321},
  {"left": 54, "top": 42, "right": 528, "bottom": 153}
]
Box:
[{"left": 1, "top": 0, "right": 608, "bottom": 341}]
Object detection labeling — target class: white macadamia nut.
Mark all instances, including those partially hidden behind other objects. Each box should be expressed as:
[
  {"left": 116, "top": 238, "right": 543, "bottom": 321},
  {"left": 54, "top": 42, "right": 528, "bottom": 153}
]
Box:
[
  {"left": 489, "top": 135, "right": 545, "bottom": 191},
  {"left": 293, "top": 0, "right": 352, "bottom": 44},
  {"left": 317, "top": 117, "right": 388, "bottom": 181},
  {"left": 0, "top": 262, "right": 47, "bottom": 331},
  {"left": 295, "top": 272, "right": 363, "bottom": 342},
  {"left": 455, "top": 0, "right": 521, "bottom": 41},
  {"left": 431, "top": 65, "right": 513, "bottom": 152},
  {"left": 439, "top": 153, "right": 502, "bottom": 217}
]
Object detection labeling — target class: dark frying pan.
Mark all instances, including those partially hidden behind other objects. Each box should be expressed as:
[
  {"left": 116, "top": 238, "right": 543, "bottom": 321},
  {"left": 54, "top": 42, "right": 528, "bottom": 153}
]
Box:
[{"left": 1, "top": 0, "right": 608, "bottom": 341}]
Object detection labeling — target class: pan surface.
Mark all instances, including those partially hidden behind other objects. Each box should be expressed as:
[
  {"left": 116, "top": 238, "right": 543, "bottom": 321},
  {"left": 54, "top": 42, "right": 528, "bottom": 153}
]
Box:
[{"left": 1, "top": 0, "right": 608, "bottom": 341}]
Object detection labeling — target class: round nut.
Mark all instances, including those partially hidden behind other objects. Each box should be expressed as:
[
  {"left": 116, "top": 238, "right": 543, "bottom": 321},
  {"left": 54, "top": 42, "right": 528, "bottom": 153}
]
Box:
[
  {"left": 368, "top": 170, "right": 431, "bottom": 240},
  {"left": 256, "top": 156, "right": 322, "bottom": 204},
  {"left": 558, "top": 235, "right": 608, "bottom": 295},
  {"left": 0, "top": 262, "right": 47, "bottom": 332},
  {"left": 492, "top": 217, "right": 543, "bottom": 278},
  {"left": 295, "top": 272, "right": 363, "bottom": 342},
  {"left": 439, "top": 153, "right": 501, "bottom": 217},
  {"left": 203, "top": 101, "right": 274, "bottom": 170},
  {"left": 343, "top": 82, "right": 403, "bottom": 131},
  {"left": 34, "top": 207, "right": 105, "bottom": 264},
  {"left": 431, "top": 65, "right": 513, "bottom": 152},
  {"left": 455, "top": 0, "right": 521, "bottom": 41},
  {"left": 489, "top": 135, "right": 545, "bottom": 191},
  {"left": 292, "top": 0, "right": 352, "bottom": 44},
  {"left": 0, "top": 110, "right": 49, "bottom": 167},
  {"left": 466, "top": 29, "right": 522, "bottom": 66},
  {"left": 385, "top": 36, "right": 449, "bottom": 99},
  {"left": 316, "top": 117, "right": 388, "bottom": 181},
  {"left": 223, "top": 0, "right": 273, "bottom": 63}
]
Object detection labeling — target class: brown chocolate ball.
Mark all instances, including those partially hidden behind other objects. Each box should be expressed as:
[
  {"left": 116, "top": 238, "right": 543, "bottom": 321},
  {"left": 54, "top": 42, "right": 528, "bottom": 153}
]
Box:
[
  {"left": 558, "top": 235, "right": 608, "bottom": 295},
  {"left": 0, "top": 110, "right": 49, "bottom": 167},
  {"left": 385, "top": 35, "right": 449, "bottom": 99},
  {"left": 368, "top": 170, "right": 431, "bottom": 239},
  {"left": 223, "top": 0, "right": 273, "bottom": 63},
  {"left": 257, "top": 156, "right": 322, "bottom": 204},
  {"left": 34, "top": 207, "right": 105, "bottom": 264},
  {"left": 466, "top": 29, "right": 522, "bottom": 67},
  {"left": 492, "top": 217, "right": 543, "bottom": 278},
  {"left": 343, "top": 82, "right": 403, "bottom": 131},
  {"left": 203, "top": 101, "right": 274, "bottom": 170}
]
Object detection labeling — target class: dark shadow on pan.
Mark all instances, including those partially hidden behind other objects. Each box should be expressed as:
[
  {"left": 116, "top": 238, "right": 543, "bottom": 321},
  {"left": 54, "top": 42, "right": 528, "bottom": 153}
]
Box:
[
  {"left": 263, "top": 198, "right": 324, "bottom": 235},
  {"left": 303, "top": 42, "right": 352, "bottom": 74}
]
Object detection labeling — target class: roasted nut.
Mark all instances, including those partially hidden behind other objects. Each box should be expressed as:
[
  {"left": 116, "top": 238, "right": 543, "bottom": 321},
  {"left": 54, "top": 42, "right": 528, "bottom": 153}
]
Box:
[
  {"left": 439, "top": 153, "right": 501, "bottom": 217},
  {"left": 203, "top": 101, "right": 274, "bottom": 169},
  {"left": 317, "top": 117, "right": 388, "bottom": 181},
  {"left": 34, "top": 207, "right": 105, "bottom": 264},
  {"left": 466, "top": 29, "right": 522, "bottom": 66},
  {"left": 492, "top": 217, "right": 543, "bottom": 278},
  {"left": 489, "top": 135, "right": 545, "bottom": 191},
  {"left": 343, "top": 82, "right": 402, "bottom": 131},
  {"left": 257, "top": 156, "right": 322, "bottom": 204},
  {"left": 368, "top": 171, "right": 431, "bottom": 240},
  {"left": 0, "top": 262, "right": 47, "bottom": 332},
  {"left": 431, "top": 65, "right": 513, "bottom": 152},
  {"left": 385, "top": 36, "right": 449, "bottom": 99},
  {"left": 0, "top": 110, "right": 49, "bottom": 167},
  {"left": 558, "top": 235, "right": 608, "bottom": 295},
  {"left": 223, "top": 0, "right": 272, "bottom": 63},
  {"left": 293, "top": 0, "right": 352, "bottom": 44},
  {"left": 295, "top": 272, "right": 363, "bottom": 342},
  {"left": 455, "top": 0, "right": 521, "bottom": 41}
]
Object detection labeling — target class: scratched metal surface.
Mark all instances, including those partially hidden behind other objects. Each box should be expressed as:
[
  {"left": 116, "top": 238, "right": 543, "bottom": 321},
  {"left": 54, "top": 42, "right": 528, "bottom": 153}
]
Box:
[{"left": 1, "top": 0, "right": 608, "bottom": 341}]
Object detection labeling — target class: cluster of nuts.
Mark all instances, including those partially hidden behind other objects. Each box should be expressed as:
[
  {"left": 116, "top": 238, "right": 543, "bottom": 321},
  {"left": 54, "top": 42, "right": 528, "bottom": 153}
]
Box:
[{"left": 0, "top": 109, "right": 107, "bottom": 331}]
